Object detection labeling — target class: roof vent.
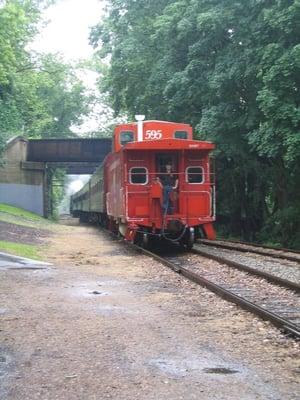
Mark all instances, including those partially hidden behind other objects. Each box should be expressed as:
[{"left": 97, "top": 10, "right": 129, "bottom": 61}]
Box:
[{"left": 135, "top": 115, "right": 145, "bottom": 142}]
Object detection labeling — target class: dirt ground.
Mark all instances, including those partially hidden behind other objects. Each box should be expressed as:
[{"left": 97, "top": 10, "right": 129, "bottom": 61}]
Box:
[
  {"left": 0, "top": 221, "right": 51, "bottom": 245},
  {"left": 0, "top": 219, "right": 299, "bottom": 399}
]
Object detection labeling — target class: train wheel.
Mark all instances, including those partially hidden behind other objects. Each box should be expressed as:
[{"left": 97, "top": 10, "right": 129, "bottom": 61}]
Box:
[
  {"left": 180, "top": 227, "right": 194, "bottom": 250},
  {"left": 79, "top": 212, "right": 88, "bottom": 223},
  {"left": 187, "top": 227, "right": 195, "bottom": 249},
  {"left": 142, "top": 233, "right": 150, "bottom": 249},
  {"left": 133, "top": 230, "right": 150, "bottom": 249}
]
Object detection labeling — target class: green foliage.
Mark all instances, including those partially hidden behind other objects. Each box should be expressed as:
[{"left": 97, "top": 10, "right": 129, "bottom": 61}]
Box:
[
  {"left": 92, "top": 0, "right": 300, "bottom": 248},
  {"left": 0, "top": 240, "right": 41, "bottom": 259},
  {"left": 0, "top": 0, "right": 38, "bottom": 86},
  {"left": 0, "top": 1, "right": 95, "bottom": 221},
  {"left": 46, "top": 168, "right": 68, "bottom": 219},
  {"left": 16, "top": 55, "right": 91, "bottom": 139},
  {"left": 258, "top": 206, "right": 300, "bottom": 249},
  {"left": 0, "top": 202, "right": 50, "bottom": 262},
  {"left": 0, "top": 202, "right": 56, "bottom": 229},
  {"left": 0, "top": 202, "right": 44, "bottom": 220},
  {"left": 0, "top": 0, "right": 92, "bottom": 156}
]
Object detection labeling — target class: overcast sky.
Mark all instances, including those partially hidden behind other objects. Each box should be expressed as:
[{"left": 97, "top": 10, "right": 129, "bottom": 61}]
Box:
[
  {"left": 32, "top": 0, "right": 105, "bottom": 60},
  {"left": 32, "top": 0, "right": 107, "bottom": 188},
  {"left": 31, "top": 0, "right": 109, "bottom": 135}
]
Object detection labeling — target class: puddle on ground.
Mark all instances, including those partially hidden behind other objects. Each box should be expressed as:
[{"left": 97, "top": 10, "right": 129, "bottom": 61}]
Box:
[
  {"left": 0, "top": 308, "right": 7, "bottom": 315},
  {"left": 89, "top": 290, "right": 109, "bottom": 296},
  {"left": 96, "top": 304, "right": 129, "bottom": 316},
  {"left": 101, "top": 250, "right": 125, "bottom": 257},
  {"left": 0, "top": 349, "right": 17, "bottom": 400},
  {"left": 203, "top": 367, "right": 239, "bottom": 374},
  {"left": 0, "top": 349, "right": 13, "bottom": 379},
  {"left": 67, "top": 279, "right": 126, "bottom": 299},
  {"left": 96, "top": 279, "right": 125, "bottom": 287},
  {"left": 147, "top": 355, "right": 243, "bottom": 381},
  {"left": 149, "top": 358, "right": 189, "bottom": 378},
  {"left": 70, "top": 286, "right": 111, "bottom": 298}
]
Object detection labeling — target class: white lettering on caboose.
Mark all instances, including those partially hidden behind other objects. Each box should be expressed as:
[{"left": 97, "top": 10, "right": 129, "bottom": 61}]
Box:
[{"left": 144, "top": 130, "right": 162, "bottom": 140}]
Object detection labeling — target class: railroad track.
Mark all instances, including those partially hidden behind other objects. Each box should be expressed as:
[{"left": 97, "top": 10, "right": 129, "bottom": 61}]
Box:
[
  {"left": 102, "top": 228, "right": 300, "bottom": 338},
  {"left": 198, "top": 239, "right": 300, "bottom": 263},
  {"left": 222, "top": 238, "right": 300, "bottom": 254},
  {"left": 192, "top": 246, "right": 300, "bottom": 293},
  {"left": 132, "top": 245, "right": 300, "bottom": 339}
]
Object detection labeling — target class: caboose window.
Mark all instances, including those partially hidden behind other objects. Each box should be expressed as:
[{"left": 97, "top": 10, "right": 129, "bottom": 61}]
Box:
[
  {"left": 120, "top": 131, "right": 134, "bottom": 145},
  {"left": 186, "top": 167, "right": 204, "bottom": 183},
  {"left": 174, "top": 130, "right": 188, "bottom": 139},
  {"left": 130, "top": 167, "right": 148, "bottom": 184}
]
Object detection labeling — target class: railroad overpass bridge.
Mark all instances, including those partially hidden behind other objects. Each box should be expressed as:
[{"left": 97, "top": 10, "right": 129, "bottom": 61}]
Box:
[
  {"left": 0, "top": 136, "right": 112, "bottom": 217},
  {"left": 26, "top": 138, "right": 111, "bottom": 174}
]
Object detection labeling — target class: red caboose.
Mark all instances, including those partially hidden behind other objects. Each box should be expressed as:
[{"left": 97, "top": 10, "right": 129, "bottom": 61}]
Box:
[{"left": 102, "top": 118, "right": 216, "bottom": 248}]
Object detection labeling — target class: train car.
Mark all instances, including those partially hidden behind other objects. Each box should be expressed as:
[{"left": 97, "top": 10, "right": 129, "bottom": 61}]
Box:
[
  {"left": 70, "top": 166, "right": 104, "bottom": 223},
  {"left": 70, "top": 118, "right": 216, "bottom": 248}
]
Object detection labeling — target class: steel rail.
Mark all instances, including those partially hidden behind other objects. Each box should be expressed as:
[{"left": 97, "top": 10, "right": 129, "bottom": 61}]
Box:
[
  {"left": 192, "top": 247, "right": 300, "bottom": 293},
  {"left": 221, "top": 239, "right": 300, "bottom": 254},
  {"left": 131, "top": 245, "right": 300, "bottom": 339},
  {"left": 100, "top": 229, "right": 300, "bottom": 339},
  {"left": 198, "top": 239, "right": 300, "bottom": 264}
]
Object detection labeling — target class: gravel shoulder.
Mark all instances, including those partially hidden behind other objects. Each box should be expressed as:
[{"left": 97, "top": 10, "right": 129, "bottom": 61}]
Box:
[
  {"left": 195, "top": 243, "right": 300, "bottom": 286},
  {"left": 0, "top": 219, "right": 299, "bottom": 400}
]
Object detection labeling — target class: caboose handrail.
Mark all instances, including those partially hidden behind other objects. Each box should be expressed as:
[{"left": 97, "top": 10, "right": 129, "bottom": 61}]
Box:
[{"left": 126, "top": 171, "right": 215, "bottom": 184}]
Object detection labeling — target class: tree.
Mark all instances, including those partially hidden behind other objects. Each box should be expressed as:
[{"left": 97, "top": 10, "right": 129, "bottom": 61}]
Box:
[
  {"left": 0, "top": 0, "right": 94, "bottom": 218},
  {"left": 0, "top": 0, "right": 92, "bottom": 151},
  {"left": 0, "top": 0, "right": 39, "bottom": 150},
  {"left": 16, "top": 55, "right": 91, "bottom": 138},
  {"left": 91, "top": 0, "right": 300, "bottom": 248}
]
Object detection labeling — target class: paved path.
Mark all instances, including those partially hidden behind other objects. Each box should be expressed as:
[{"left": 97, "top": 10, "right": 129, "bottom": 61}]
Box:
[{"left": 0, "top": 252, "right": 51, "bottom": 270}]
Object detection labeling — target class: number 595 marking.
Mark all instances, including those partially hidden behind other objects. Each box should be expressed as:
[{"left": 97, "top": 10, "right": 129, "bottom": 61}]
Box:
[{"left": 145, "top": 130, "right": 162, "bottom": 140}]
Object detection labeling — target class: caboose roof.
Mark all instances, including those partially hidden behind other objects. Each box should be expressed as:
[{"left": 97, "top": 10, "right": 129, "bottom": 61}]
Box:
[
  {"left": 123, "top": 120, "right": 191, "bottom": 125},
  {"left": 123, "top": 138, "right": 215, "bottom": 151}
]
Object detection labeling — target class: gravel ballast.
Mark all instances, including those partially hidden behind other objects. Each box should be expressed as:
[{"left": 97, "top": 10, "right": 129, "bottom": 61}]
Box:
[{"left": 195, "top": 244, "right": 300, "bottom": 286}]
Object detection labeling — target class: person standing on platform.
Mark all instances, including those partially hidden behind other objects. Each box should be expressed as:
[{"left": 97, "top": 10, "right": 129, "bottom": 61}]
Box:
[{"left": 158, "top": 163, "right": 178, "bottom": 214}]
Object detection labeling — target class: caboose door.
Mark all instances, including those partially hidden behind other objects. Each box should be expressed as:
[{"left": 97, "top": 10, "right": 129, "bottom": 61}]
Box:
[
  {"left": 155, "top": 152, "right": 179, "bottom": 214},
  {"left": 155, "top": 153, "right": 179, "bottom": 174}
]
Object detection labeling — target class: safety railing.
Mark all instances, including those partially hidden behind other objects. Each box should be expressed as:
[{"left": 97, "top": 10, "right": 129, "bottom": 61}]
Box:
[
  {"left": 127, "top": 171, "right": 216, "bottom": 185},
  {"left": 126, "top": 171, "right": 216, "bottom": 217}
]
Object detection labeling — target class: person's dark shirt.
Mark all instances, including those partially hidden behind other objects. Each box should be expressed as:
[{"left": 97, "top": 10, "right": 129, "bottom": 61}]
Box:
[{"left": 159, "top": 173, "right": 178, "bottom": 187}]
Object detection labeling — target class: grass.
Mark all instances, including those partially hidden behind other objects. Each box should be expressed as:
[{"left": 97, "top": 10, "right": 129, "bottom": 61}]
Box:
[
  {"left": 0, "top": 240, "right": 41, "bottom": 260},
  {"left": 0, "top": 203, "right": 45, "bottom": 221},
  {"left": 0, "top": 203, "right": 55, "bottom": 229},
  {"left": 0, "top": 204, "right": 56, "bottom": 259},
  {"left": 0, "top": 212, "right": 40, "bottom": 228}
]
